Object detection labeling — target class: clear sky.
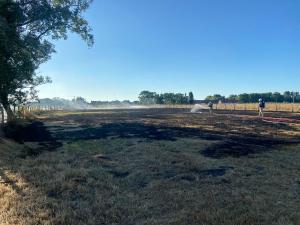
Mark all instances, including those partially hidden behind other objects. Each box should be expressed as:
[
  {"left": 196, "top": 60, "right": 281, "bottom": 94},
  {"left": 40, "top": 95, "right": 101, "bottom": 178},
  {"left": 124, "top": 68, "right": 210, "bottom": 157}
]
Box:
[{"left": 39, "top": 0, "right": 300, "bottom": 101}]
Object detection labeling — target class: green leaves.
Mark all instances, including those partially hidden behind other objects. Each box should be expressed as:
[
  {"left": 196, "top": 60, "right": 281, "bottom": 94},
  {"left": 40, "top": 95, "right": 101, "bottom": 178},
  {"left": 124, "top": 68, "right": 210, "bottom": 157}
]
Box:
[
  {"left": 16, "top": 0, "right": 94, "bottom": 45},
  {"left": 0, "top": 0, "right": 94, "bottom": 119}
]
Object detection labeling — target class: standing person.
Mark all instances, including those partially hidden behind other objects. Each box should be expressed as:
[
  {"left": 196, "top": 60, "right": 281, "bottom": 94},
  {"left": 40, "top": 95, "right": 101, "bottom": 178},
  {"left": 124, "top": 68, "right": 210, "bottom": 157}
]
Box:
[
  {"left": 208, "top": 101, "right": 214, "bottom": 115},
  {"left": 258, "top": 98, "right": 265, "bottom": 117}
]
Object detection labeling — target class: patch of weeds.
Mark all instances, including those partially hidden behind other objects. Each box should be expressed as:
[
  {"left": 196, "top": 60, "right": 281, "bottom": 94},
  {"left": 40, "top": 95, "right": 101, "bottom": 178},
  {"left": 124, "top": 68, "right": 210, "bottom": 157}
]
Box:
[
  {"left": 191, "top": 166, "right": 234, "bottom": 177},
  {"left": 109, "top": 170, "right": 130, "bottom": 178},
  {"left": 178, "top": 174, "right": 197, "bottom": 182},
  {"left": 19, "top": 146, "right": 41, "bottom": 158},
  {"left": 126, "top": 174, "right": 149, "bottom": 189}
]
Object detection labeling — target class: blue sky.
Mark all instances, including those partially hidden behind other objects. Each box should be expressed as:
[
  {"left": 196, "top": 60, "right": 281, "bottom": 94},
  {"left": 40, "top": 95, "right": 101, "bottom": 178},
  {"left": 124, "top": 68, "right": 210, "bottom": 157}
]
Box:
[{"left": 39, "top": 0, "right": 300, "bottom": 101}]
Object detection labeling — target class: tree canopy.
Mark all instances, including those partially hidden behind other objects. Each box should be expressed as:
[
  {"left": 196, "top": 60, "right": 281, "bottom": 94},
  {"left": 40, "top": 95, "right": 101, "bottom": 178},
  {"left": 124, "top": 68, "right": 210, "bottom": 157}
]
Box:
[
  {"left": 139, "top": 91, "right": 193, "bottom": 105},
  {"left": 0, "top": 0, "right": 94, "bottom": 120},
  {"left": 205, "top": 91, "right": 300, "bottom": 103}
]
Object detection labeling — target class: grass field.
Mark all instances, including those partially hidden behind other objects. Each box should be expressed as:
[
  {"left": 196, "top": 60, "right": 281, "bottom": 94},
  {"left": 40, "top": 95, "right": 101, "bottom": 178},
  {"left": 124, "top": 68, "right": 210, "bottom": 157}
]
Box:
[
  {"left": 214, "top": 103, "right": 300, "bottom": 112},
  {"left": 0, "top": 108, "right": 300, "bottom": 225}
]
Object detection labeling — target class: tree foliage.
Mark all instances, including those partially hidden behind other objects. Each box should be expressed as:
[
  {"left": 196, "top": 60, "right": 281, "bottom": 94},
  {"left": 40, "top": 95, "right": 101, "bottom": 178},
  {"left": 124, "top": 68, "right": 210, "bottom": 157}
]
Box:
[
  {"left": 0, "top": 0, "right": 94, "bottom": 120},
  {"left": 205, "top": 94, "right": 225, "bottom": 103},
  {"left": 188, "top": 92, "right": 194, "bottom": 104},
  {"left": 205, "top": 91, "right": 300, "bottom": 103},
  {"left": 139, "top": 91, "right": 192, "bottom": 105}
]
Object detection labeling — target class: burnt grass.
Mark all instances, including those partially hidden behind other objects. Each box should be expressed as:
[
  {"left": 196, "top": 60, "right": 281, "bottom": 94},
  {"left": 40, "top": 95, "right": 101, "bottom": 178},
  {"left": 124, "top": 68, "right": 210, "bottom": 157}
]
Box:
[
  {"left": 5, "top": 108, "right": 300, "bottom": 159},
  {"left": 1, "top": 108, "right": 300, "bottom": 225},
  {"left": 47, "top": 121, "right": 298, "bottom": 158},
  {"left": 29, "top": 108, "right": 300, "bottom": 158}
]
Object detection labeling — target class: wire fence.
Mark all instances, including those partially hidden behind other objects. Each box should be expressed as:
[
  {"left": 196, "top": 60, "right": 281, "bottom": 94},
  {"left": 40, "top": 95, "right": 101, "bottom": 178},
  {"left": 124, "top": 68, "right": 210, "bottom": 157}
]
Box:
[
  {"left": 126, "top": 103, "right": 300, "bottom": 112},
  {"left": 0, "top": 103, "right": 299, "bottom": 125},
  {"left": 213, "top": 103, "right": 300, "bottom": 112}
]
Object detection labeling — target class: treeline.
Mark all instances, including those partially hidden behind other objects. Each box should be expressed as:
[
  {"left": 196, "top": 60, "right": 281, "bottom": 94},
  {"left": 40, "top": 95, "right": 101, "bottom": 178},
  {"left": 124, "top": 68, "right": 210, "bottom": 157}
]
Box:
[
  {"left": 91, "top": 100, "right": 139, "bottom": 106},
  {"left": 29, "top": 97, "right": 140, "bottom": 109},
  {"left": 139, "top": 91, "right": 194, "bottom": 104},
  {"left": 205, "top": 91, "right": 300, "bottom": 103}
]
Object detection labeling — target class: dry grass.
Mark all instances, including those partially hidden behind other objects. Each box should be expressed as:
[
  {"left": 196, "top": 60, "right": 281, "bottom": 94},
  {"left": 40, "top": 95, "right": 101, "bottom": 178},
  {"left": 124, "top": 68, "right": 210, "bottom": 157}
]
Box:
[
  {"left": 215, "top": 103, "right": 300, "bottom": 112},
  {"left": 0, "top": 108, "right": 300, "bottom": 225}
]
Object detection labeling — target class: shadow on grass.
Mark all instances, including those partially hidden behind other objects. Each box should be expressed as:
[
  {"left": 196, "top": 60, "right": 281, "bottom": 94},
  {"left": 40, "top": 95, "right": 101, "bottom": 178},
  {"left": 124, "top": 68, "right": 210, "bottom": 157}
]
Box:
[
  {"left": 51, "top": 122, "right": 222, "bottom": 142},
  {"left": 4, "top": 118, "right": 300, "bottom": 159},
  {"left": 50, "top": 121, "right": 300, "bottom": 158},
  {"left": 202, "top": 138, "right": 287, "bottom": 158},
  {"left": 4, "top": 121, "right": 63, "bottom": 157}
]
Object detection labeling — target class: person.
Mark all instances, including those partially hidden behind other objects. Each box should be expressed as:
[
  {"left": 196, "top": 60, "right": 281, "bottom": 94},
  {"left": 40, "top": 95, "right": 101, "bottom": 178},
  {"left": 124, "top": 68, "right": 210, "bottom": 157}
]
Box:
[
  {"left": 208, "top": 101, "right": 213, "bottom": 115},
  {"left": 258, "top": 98, "right": 265, "bottom": 117}
]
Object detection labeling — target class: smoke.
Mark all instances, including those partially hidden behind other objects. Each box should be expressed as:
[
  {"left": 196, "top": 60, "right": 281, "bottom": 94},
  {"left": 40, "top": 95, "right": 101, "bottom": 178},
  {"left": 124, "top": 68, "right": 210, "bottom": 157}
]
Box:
[
  {"left": 190, "top": 104, "right": 209, "bottom": 113},
  {"left": 29, "top": 98, "right": 93, "bottom": 110},
  {"left": 28, "top": 98, "right": 147, "bottom": 110}
]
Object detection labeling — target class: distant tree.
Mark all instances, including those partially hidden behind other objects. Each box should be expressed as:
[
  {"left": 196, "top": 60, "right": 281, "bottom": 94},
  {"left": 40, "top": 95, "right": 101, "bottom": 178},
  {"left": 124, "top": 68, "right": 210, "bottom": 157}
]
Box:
[
  {"left": 73, "top": 97, "right": 88, "bottom": 104},
  {"left": 248, "top": 93, "right": 261, "bottom": 103},
  {"left": 188, "top": 92, "right": 194, "bottom": 104},
  {"left": 227, "top": 94, "right": 238, "bottom": 102},
  {"left": 272, "top": 92, "right": 283, "bottom": 103},
  {"left": 154, "top": 94, "right": 164, "bottom": 104},
  {"left": 238, "top": 93, "right": 250, "bottom": 103},
  {"left": 291, "top": 92, "right": 300, "bottom": 103},
  {"left": 139, "top": 91, "right": 190, "bottom": 105},
  {"left": 161, "top": 93, "right": 175, "bottom": 104},
  {"left": 283, "top": 91, "right": 292, "bottom": 102},
  {"left": 295, "top": 92, "right": 300, "bottom": 103},
  {"left": 175, "top": 93, "right": 188, "bottom": 104},
  {"left": 138, "top": 91, "right": 157, "bottom": 104},
  {"left": 224, "top": 91, "right": 300, "bottom": 103},
  {"left": 0, "top": 0, "right": 94, "bottom": 121},
  {"left": 205, "top": 94, "right": 225, "bottom": 103}
]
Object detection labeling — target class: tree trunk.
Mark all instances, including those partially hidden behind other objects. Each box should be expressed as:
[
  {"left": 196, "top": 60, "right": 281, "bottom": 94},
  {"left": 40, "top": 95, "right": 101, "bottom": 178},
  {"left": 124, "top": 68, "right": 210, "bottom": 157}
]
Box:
[
  {"left": 0, "top": 104, "right": 4, "bottom": 125},
  {"left": 1, "top": 98, "right": 15, "bottom": 122}
]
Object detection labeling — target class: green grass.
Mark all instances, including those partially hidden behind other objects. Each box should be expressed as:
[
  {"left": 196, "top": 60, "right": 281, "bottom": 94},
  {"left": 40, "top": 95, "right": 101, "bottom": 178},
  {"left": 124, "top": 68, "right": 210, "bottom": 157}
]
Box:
[{"left": 0, "top": 109, "right": 300, "bottom": 225}]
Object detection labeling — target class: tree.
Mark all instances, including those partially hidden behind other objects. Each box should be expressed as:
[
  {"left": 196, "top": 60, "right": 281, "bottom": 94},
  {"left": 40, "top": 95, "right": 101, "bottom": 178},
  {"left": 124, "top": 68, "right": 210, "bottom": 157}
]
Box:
[
  {"left": 138, "top": 91, "right": 157, "bottom": 104},
  {"left": 0, "top": 0, "right": 94, "bottom": 121},
  {"left": 272, "top": 92, "right": 283, "bottom": 103},
  {"left": 227, "top": 94, "right": 238, "bottom": 102},
  {"left": 238, "top": 93, "right": 250, "bottom": 103},
  {"left": 205, "top": 94, "right": 225, "bottom": 103},
  {"left": 73, "top": 97, "right": 87, "bottom": 104},
  {"left": 283, "top": 91, "right": 292, "bottom": 102},
  {"left": 154, "top": 94, "right": 163, "bottom": 104},
  {"left": 188, "top": 92, "right": 194, "bottom": 104}
]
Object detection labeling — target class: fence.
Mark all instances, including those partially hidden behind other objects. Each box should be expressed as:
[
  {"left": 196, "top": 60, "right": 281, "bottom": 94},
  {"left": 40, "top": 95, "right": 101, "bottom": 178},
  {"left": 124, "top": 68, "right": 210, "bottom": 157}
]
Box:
[
  {"left": 0, "top": 105, "right": 64, "bottom": 125},
  {"left": 128, "top": 103, "right": 300, "bottom": 112},
  {"left": 1, "top": 103, "right": 299, "bottom": 122},
  {"left": 23, "top": 103, "right": 300, "bottom": 112},
  {"left": 213, "top": 103, "right": 300, "bottom": 112},
  {"left": 131, "top": 103, "right": 300, "bottom": 112}
]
